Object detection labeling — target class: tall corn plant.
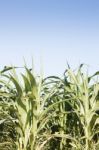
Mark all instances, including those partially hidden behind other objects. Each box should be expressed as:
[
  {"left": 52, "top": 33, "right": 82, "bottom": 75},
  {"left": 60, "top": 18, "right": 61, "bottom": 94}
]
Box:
[
  {"left": 6, "top": 67, "right": 47, "bottom": 150},
  {"left": 0, "top": 66, "right": 47, "bottom": 150},
  {"left": 62, "top": 65, "right": 99, "bottom": 149}
]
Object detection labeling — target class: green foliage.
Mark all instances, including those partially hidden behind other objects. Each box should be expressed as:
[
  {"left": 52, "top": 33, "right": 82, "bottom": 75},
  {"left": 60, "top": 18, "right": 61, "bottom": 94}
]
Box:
[{"left": 0, "top": 64, "right": 99, "bottom": 150}]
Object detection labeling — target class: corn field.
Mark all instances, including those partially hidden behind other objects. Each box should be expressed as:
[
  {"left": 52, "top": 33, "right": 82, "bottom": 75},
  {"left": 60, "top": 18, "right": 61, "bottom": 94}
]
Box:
[{"left": 0, "top": 64, "right": 99, "bottom": 150}]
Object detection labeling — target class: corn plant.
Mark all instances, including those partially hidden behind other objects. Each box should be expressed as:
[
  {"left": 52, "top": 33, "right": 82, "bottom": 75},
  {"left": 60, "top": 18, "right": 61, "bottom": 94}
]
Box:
[{"left": 62, "top": 65, "right": 99, "bottom": 149}]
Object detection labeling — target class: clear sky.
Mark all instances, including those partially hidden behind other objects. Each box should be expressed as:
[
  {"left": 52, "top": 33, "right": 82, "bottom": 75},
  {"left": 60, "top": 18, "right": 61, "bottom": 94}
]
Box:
[{"left": 0, "top": 0, "right": 99, "bottom": 76}]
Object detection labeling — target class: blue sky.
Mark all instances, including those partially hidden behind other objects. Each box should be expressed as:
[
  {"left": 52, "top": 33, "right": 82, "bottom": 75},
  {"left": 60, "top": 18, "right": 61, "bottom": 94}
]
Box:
[{"left": 0, "top": 0, "right": 99, "bottom": 76}]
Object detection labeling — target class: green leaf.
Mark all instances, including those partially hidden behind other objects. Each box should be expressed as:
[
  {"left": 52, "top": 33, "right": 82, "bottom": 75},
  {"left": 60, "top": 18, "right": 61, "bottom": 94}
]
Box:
[
  {"left": 25, "top": 67, "right": 37, "bottom": 88},
  {"left": 21, "top": 74, "right": 31, "bottom": 93},
  {"left": 25, "top": 67, "right": 38, "bottom": 98},
  {"left": 10, "top": 75, "right": 22, "bottom": 96}
]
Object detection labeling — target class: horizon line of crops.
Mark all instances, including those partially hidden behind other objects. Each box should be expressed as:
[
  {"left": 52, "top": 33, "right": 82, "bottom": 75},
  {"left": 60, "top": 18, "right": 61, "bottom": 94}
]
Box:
[{"left": 0, "top": 64, "right": 99, "bottom": 150}]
